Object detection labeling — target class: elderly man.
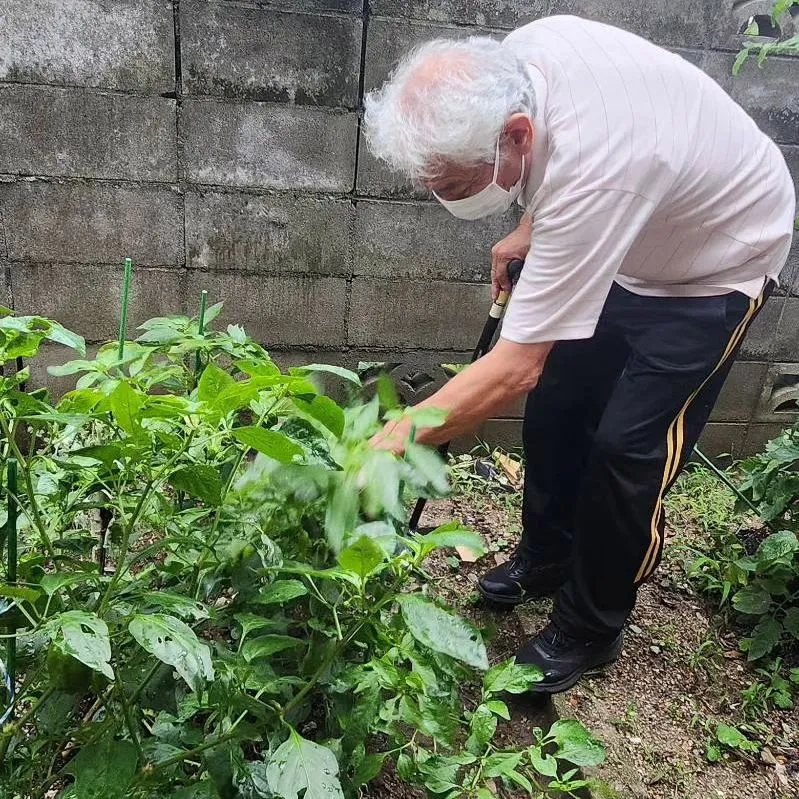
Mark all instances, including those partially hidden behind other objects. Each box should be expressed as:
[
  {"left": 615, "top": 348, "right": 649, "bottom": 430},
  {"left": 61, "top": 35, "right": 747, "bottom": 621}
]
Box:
[{"left": 364, "top": 15, "right": 796, "bottom": 693}]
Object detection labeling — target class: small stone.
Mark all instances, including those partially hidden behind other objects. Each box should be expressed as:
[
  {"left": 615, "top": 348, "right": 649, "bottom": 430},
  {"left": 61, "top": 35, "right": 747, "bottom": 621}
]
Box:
[
  {"left": 650, "top": 645, "right": 661, "bottom": 655},
  {"left": 630, "top": 736, "right": 642, "bottom": 745},
  {"left": 629, "top": 624, "right": 643, "bottom": 635},
  {"left": 761, "top": 748, "right": 777, "bottom": 765}
]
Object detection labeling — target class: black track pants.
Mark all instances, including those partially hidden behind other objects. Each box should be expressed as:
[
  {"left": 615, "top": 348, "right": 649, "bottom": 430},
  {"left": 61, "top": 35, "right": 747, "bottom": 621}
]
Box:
[{"left": 520, "top": 281, "right": 771, "bottom": 639}]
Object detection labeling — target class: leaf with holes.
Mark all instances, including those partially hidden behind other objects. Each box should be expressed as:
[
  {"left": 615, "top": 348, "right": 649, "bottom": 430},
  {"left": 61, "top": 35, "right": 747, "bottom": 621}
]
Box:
[
  {"left": 129, "top": 614, "right": 214, "bottom": 691},
  {"left": 47, "top": 611, "right": 114, "bottom": 680},
  {"left": 397, "top": 595, "right": 488, "bottom": 670},
  {"left": 265, "top": 729, "right": 344, "bottom": 799}
]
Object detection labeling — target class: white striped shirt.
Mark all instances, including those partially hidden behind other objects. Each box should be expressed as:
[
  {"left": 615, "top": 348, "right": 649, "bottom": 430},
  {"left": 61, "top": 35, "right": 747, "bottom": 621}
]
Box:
[{"left": 501, "top": 15, "right": 796, "bottom": 344}]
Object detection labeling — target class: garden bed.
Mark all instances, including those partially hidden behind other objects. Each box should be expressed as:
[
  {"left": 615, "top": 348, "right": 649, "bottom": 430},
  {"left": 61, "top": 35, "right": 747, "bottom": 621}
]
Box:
[{"left": 403, "top": 456, "right": 799, "bottom": 799}]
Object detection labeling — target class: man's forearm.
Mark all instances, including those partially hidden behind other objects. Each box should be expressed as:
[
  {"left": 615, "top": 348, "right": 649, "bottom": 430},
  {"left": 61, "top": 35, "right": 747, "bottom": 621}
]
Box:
[{"left": 373, "top": 339, "right": 553, "bottom": 450}]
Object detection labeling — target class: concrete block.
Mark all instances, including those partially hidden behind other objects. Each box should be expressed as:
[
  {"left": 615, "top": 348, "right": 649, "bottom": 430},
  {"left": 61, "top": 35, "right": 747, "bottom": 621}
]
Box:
[
  {"left": 348, "top": 277, "right": 492, "bottom": 349},
  {"left": 0, "top": 265, "right": 9, "bottom": 308},
  {"left": 10, "top": 264, "right": 185, "bottom": 343},
  {"left": 711, "top": 0, "right": 797, "bottom": 51},
  {"left": 183, "top": 271, "right": 347, "bottom": 347},
  {"left": 181, "top": 2, "right": 362, "bottom": 108},
  {"left": 182, "top": 99, "right": 357, "bottom": 191},
  {"left": 356, "top": 143, "right": 430, "bottom": 200},
  {"left": 0, "top": 85, "right": 176, "bottom": 182},
  {"left": 738, "top": 295, "right": 783, "bottom": 360},
  {"left": 370, "top": 0, "right": 548, "bottom": 29},
  {"left": 697, "top": 422, "right": 748, "bottom": 460},
  {"left": 671, "top": 48, "right": 705, "bottom": 68},
  {"left": 702, "top": 52, "right": 799, "bottom": 144},
  {"left": 783, "top": 146, "right": 799, "bottom": 198},
  {"left": 0, "top": 0, "right": 175, "bottom": 92},
  {"left": 547, "top": 0, "right": 711, "bottom": 49},
  {"left": 755, "top": 363, "right": 799, "bottom": 421},
  {"left": 186, "top": 191, "right": 353, "bottom": 275},
  {"left": 785, "top": 234, "right": 799, "bottom": 296},
  {"left": 474, "top": 418, "right": 524, "bottom": 453},
  {"left": 364, "top": 17, "right": 499, "bottom": 93},
  {"left": 710, "top": 360, "right": 768, "bottom": 422},
  {"left": 250, "top": 0, "right": 363, "bottom": 10},
  {"left": 353, "top": 200, "right": 517, "bottom": 281},
  {"left": 774, "top": 297, "right": 799, "bottom": 361},
  {"left": 1, "top": 181, "right": 183, "bottom": 266}
]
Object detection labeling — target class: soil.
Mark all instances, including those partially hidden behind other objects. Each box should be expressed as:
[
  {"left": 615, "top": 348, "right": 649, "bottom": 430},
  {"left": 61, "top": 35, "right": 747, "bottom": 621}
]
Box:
[{"left": 386, "top": 458, "right": 799, "bottom": 799}]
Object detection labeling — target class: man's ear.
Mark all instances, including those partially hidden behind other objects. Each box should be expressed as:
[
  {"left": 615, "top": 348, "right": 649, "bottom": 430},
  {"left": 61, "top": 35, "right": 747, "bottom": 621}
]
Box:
[{"left": 503, "top": 113, "right": 534, "bottom": 157}]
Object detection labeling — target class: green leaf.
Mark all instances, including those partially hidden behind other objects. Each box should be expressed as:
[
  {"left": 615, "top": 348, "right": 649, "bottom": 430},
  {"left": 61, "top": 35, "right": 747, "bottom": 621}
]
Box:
[
  {"left": 732, "top": 584, "right": 772, "bottom": 615},
  {"left": 422, "top": 523, "right": 486, "bottom": 559},
  {"left": 483, "top": 752, "right": 523, "bottom": 779},
  {"left": 292, "top": 395, "right": 345, "bottom": 438},
  {"left": 43, "top": 322, "right": 86, "bottom": 354},
  {"left": 137, "top": 591, "right": 209, "bottom": 620},
  {"left": 47, "top": 359, "right": 97, "bottom": 377},
  {"left": 168, "top": 465, "right": 223, "bottom": 506},
  {"left": 129, "top": 614, "right": 214, "bottom": 691},
  {"left": 466, "top": 705, "right": 497, "bottom": 754},
  {"left": 242, "top": 635, "right": 305, "bottom": 662},
  {"left": 338, "top": 535, "right": 385, "bottom": 579},
  {"left": 198, "top": 362, "right": 236, "bottom": 401},
  {"left": 548, "top": 719, "right": 606, "bottom": 767},
  {"left": 295, "top": 363, "right": 362, "bottom": 386},
  {"left": 784, "top": 607, "right": 799, "bottom": 639},
  {"left": 705, "top": 743, "right": 722, "bottom": 762},
  {"left": 397, "top": 595, "right": 488, "bottom": 670},
  {"left": 265, "top": 730, "right": 345, "bottom": 799},
  {"left": 66, "top": 738, "right": 137, "bottom": 799},
  {"left": 40, "top": 573, "right": 98, "bottom": 597},
  {"left": 483, "top": 658, "right": 544, "bottom": 694},
  {"left": 0, "top": 583, "right": 42, "bottom": 604},
  {"left": 529, "top": 746, "right": 559, "bottom": 778},
  {"left": 404, "top": 443, "right": 449, "bottom": 495},
  {"left": 477, "top": 790, "right": 496, "bottom": 799},
  {"left": 325, "top": 482, "right": 359, "bottom": 554},
  {"left": 485, "top": 699, "right": 510, "bottom": 720},
  {"left": 232, "top": 427, "right": 303, "bottom": 463},
  {"left": 376, "top": 372, "right": 399, "bottom": 410},
  {"left": 716, "top": 723, "right": 756, "bottom": 752},
  {"left": 351, "top": 753, "right": 385, "bottom": 787},
  {"left": 255, "top": 580, "right": 308, "bottom": 606},
  {"left": 108, "top": 381, "right": 144, "bottom": 434},
  {"left": 748, "top": 616, "right": 782, "bottom": 661},
  {"left": 757, "top": 531, "right": 799, "bottom": 562},
  {"left": 49, "top": 611, "right": 114, "bottom": 681}
]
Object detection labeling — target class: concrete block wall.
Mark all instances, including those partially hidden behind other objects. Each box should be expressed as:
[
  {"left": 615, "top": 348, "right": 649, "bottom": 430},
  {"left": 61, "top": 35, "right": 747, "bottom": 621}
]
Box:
[{"left": 1, "top": 0, "right": 797, "bottom": 458}]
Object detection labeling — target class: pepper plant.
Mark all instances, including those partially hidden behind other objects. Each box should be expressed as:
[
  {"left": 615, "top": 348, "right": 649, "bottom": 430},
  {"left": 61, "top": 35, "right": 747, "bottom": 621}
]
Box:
[{"left": 0, "top": 302, "right": 603, "bottom": 798}]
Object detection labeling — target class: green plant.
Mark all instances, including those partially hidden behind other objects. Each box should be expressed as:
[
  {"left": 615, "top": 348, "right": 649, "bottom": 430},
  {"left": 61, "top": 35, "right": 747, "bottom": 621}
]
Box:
[
  {"left": 0, "top": 303, "right": 603, "bottom": 798},
  {"left": 740, "top": 659, "right": 799, "bottom": 720},
  {"left": 705, "top": 722, "right": 760, "bottom": 763},
  {"left": 734, "top": 0, "right": 799, "bottom": 74}
]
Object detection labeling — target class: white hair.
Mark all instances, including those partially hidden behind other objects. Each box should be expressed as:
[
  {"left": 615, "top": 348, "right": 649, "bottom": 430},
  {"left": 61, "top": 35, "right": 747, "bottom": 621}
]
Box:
[{"left": 363, "top": 37, "right": 536, "bottom": 181}]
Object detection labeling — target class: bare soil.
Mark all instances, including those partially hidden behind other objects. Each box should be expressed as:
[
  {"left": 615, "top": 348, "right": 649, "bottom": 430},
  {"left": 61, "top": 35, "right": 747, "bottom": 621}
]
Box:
[{"left": 400, "top": 465, "right": 799, "bottom": 799}]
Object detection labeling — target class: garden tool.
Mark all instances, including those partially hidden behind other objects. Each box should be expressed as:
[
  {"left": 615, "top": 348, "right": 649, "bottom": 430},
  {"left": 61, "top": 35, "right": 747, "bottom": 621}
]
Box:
[{"left": 409, "top": 258, "right": 525, "bottom": 531}]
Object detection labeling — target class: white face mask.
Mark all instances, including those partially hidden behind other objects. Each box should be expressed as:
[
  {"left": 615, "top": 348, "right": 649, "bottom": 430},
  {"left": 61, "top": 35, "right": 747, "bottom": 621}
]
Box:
[{"left": 434, "top": 139, "right": 525, "bottom": 220}]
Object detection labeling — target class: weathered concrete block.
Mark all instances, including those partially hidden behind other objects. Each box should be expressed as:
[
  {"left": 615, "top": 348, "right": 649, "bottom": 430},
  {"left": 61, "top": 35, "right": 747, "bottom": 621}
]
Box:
[
  {"left": 364, "top": 17, "right": 499, "bottom": 93},
  {"left": 739, "top": 295, "right": 783, "bottom": 359},
  {"left": 354, "top": 200, "right": 516, "bottom": 281},
  {"left": 1, "top": 181, "right": 183, "bottom": 266},
  {"left": 746, "top": 423, "right": 792, "bottom": 453},
  {"left": 711, "top": 0, "right": 797, "bottom": 51},
  {"left": 783, "top": 146, "right": 799, "bottom": 197},
  {"left": 774, "top": 297, "right": 799, "bottom": 361},
  {"left": 0, "top": 85, "right": 176, "bottom": 182},
  {"left": 184, "top": 271, "right": 347, "bottom": 347},
  {"left": 186, "top": 191, "right": 353, "bottom": 275},
  {"left": 755, "top": 363, "right": 799, "bottom": 422},
  {"left": 702, "top": 52, "right": 799, "bottom": 144},
  {"left": 23, "top": 342, "right": 100, "bottom": 399},
  {"left": 251, "top": 0, "right": 363, "bottom": 10},
  {"left": 785, "top": 235, "right": 799, "bottom": 297},
  {"left": 181, "top": 1, "right": 362, "bottom": 108},
  {"left": 0, "top": 0, "right": 174, "bottom": 92},
  {"left": 348, "top": 277, "right": 491, "bottom": 349},
  {"left": 697, "top": 422, "right": 748, "bottom": 460},
  {"left": 356, "top": 143, "right": 429, "bottom": 200},
  {"left": 548, "top": 0, "right": 711, "bottom": 48},
  {"left": 371, "top": 0, "right": 548, "bottom": 29},
  {"left": 11, "top": 264, "right": 184, "bottom": 342},
  {"left": 710, "top": 360, "right": 769, "bottom": 422},
  {"left": 475, "top": 419, "right": 524, "bottom": 452},
  {"left": 182, "top": 99, "right": 357, "bottom": 191},
  {"left": 0, "top": 264, "right": 9, "bottom": 308}
]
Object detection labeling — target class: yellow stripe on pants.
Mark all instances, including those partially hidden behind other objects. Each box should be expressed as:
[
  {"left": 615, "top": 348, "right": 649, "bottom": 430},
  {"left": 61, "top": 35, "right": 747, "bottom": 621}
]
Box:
[{"left": 634, "top": 290, "right": 766, "bottom": 583}]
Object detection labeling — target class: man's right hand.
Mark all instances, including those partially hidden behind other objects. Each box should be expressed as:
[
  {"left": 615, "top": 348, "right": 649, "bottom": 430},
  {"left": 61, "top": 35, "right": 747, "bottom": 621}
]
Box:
[{"left": 491, "top": 212, "right": 533, "bottom": 300}]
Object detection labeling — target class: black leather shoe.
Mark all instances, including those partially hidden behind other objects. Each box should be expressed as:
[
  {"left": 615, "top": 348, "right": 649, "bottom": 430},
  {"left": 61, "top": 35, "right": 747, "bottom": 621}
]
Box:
[
  {"left": 477, "top": 551, "right": 570, "bottom": 606},
  {"left": 516, "top": 622, "right": 623, "bottom": 694}
]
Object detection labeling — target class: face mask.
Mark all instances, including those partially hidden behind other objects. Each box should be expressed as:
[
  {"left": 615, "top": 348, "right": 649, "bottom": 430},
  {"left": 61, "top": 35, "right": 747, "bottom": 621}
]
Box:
[{"left": 434, "top": 139, "right": 525, "bottom": 220}]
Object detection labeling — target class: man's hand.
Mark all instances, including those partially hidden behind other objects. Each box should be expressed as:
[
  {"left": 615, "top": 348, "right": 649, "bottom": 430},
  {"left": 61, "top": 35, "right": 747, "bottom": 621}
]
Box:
[
  {"left": 491, "top": 212, "right": 533, "bottom": 300},
  {"left": 369, "top": 417, "right": 411, "bottom": 456}
]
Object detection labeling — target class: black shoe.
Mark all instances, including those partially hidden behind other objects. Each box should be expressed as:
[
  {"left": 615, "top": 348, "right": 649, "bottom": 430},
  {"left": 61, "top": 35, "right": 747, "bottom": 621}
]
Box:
[
  {"left": 516, "top": 622, "right": 623, "bottom": 694},
  {"left": 477, "top": 551, "right": 570, "bottom": 606}
]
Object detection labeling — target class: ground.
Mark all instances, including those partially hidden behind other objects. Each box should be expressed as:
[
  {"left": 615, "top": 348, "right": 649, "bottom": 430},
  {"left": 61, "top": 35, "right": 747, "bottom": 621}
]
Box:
[{"left": 390, "top": 452, "right": 799, "bottom": 799}]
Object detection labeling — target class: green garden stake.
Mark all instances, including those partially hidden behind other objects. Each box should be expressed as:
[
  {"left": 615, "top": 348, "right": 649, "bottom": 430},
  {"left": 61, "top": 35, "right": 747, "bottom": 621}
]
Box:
[
  {"left": 195, "top": 289, "right": 208, "bottom": 375},
  {"left": 6, "top": 457, "right": 17, "bottom": 707},
  {"left": 117, "top": 257, "right": 133, "bottom": 363}
]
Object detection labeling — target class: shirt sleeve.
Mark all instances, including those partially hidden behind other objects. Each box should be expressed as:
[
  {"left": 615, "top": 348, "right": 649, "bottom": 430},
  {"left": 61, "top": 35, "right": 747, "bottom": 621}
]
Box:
[{"left": 500, "top": 188, "right": 656, "bottom": 344}]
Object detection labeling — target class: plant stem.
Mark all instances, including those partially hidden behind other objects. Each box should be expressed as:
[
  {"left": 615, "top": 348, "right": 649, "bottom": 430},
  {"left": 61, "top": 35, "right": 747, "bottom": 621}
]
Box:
[{"left": 118, "top": 682, "right": 145, "bottom": 762}]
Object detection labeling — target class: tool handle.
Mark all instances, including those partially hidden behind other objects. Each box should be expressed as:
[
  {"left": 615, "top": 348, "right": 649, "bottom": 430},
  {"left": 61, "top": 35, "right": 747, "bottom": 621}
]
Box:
[{"left": 490, "top": 258, "right": 525, "bottom": 318}]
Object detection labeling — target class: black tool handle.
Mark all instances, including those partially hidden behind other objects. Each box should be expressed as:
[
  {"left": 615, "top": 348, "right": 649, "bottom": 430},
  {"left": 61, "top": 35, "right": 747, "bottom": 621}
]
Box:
[{"left": 409, "top": 257, "right": 525, "bottom": 532}]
